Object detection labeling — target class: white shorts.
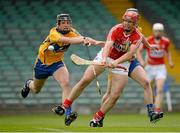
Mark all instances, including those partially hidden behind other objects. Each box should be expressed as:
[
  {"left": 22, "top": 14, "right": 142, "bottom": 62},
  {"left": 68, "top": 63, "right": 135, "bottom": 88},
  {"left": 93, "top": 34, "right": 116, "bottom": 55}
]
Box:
[
  {"left": 93, "top": 50, "right": 130, "bottom": 75},
  {"left": 145, "top": 64, "right": 167, "bottom": 81}
]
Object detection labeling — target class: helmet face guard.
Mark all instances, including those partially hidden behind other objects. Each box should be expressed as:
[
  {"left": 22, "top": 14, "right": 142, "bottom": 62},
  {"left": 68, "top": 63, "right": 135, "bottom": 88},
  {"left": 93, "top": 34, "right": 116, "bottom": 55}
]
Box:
[
  {"left": 153, "top": 23, "right": 164, "bottom": 39},
  {"left": 122, "top": 11, "right": 139, "bottom": 32},
  {"left": 56, "top": 14, "right": 72, "bottom": 34},
  {"left": 57, "top": 14, "right": 72, "bottom": 24}
]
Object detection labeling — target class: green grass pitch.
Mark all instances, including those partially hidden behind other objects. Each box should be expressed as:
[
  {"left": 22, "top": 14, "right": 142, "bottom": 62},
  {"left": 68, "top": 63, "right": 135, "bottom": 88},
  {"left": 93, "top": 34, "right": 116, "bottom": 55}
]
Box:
[{"left": 0, "top": 113, "right": 180, "bottom": 132}]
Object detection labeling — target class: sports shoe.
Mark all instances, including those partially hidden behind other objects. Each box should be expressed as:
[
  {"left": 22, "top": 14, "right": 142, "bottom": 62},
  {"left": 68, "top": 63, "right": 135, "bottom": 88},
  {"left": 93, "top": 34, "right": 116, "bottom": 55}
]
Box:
[
  {"left": 158, "top": 112, "right": 163, "bottom": 118},
  {"left": 52, "top": 105, "right": 65, "bottom": 116},
  {"left": 21, "top": 79, "right": 32, "bottom": 98},
  {"left": 65, "top": 112, "right": 77, "bottom": 126},
  {"left": 89, "top": 118, "right": 104, "bottom": 127},
  {"left": 99, "top": 117, "right": 104, "bottom": 127},
  {"left": 150, "top": 112, "right": 161, "bottom": 123}
]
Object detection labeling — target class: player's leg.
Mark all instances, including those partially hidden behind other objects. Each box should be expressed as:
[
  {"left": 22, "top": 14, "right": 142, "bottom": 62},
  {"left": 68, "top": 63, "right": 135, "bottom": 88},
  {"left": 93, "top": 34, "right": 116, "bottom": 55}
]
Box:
[
  {"left": 21, "top": 76, "right": 47, "bottom": 98},
  {"left": 154, "top": 78, "right": 166, "bottom": 113},
  {"left": 130, "top": 65, "right": 153, "bottom": 105},
  {"left": 129, "top": 65, "right": 162, "bottom": 122},
  {"left": 52, "top": 66, "right": 75, "bottom": 126},
  {"left": 52, "top": 66, "right": 72, "bottom": 117},
  {"left": 30, "top": 78, "right": 47, "bottom": 93},
  {"left": 154, "top": 65, "right": 167, "bottom": 116},
  {"left": 53, "top": 65, "right": 105, "bottom": 126},
  {"left": 100, "top": 73, "right": 127, "bottom": 113},
  {"left": 99, "top": 71, "right": 115, "bottom": 127},
  {"left": 63, "top": 65, "right": 105, "bottom": 107},
  {"left": 90, "top": 73, "right": 128, "bottom": 127},
  {"left": 101, "top": 71, "right": 112, "bottom": 105},
  {"left": 21, "top": 59, "right": 51, "bottom": 98},
  {"left": 53, "top": 66, "right": 70, "bottom": 102}
]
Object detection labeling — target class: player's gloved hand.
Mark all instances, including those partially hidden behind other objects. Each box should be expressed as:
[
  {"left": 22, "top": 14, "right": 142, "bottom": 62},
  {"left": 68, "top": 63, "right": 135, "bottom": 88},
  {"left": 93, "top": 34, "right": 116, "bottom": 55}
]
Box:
[{"left": 83, "top": 37, "right": 96, "bottom": 46}]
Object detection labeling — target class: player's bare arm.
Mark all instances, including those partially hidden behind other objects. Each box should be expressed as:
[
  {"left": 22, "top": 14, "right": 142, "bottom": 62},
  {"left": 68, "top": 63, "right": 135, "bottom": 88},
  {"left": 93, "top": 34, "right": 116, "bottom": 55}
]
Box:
[
  {"left": 109, "top": 36, "right": 143, "bottom": 68},
  {"left": 109, "top": 44, "right": 138, "bottom": 68},
  {"left": 142, "top": 36, "right": 159, "bottom": 50},
  {"left": 95, "top": 41, "right": 105, "bottom": 47},
  {"left": 60, "top": 36, "right": 85, "bottom": 44},
  {"left": 83, "top": 37, "right": 105, "bottom": 46},
  {"left": 166, "top": 48, "right": 174, "bottom": 68},
  {"left": 102, "top": 41, "right": 114, "bottom": 64},
  {"left": 136, "top": 44, "right": 146, "bottom": 67},
  {"left": 59, "top": 35, "right": 104, "bottom": 46}
]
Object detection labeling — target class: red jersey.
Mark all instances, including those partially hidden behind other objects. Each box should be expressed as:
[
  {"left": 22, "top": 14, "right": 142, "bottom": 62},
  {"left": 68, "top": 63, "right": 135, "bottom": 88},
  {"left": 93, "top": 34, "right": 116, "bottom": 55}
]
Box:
[
  {"left": 144, "top": 35, "right": 170, "bottom": 65},
  {"left": 107, "top": 24, "right": 142, "bottom": 60}
]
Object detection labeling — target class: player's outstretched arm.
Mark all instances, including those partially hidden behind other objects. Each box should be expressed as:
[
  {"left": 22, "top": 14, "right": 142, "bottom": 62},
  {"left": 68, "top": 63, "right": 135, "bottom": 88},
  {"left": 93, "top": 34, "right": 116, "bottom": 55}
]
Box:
[
  {"left": 84, "top": 37, "right": 105, "bottom": 46},
  {"left": 60, "top": 36, "right": 104, "bottom": 46},
  {"left": 60, "top": 36, "right": 85, "bottom": 44},
  {"left": 95, "top": 41, "right": 105, "bottom": 47},
  {"left": 142, "top": 36, "right": 151, "bottom": 49},
  {"left": 142, "top": 36, "right": 159, "bottom": 50},
  {"left": 81, "top": 37, "right": 105, "bottom": 46}
]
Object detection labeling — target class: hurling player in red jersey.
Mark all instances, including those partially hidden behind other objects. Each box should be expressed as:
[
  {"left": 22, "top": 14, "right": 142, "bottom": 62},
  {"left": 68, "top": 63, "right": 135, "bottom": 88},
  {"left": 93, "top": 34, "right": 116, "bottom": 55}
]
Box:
[
  {"left": 89, "top": 11, "right": 159, "bottom": 127},
  {"left": 137, "top": 23, "right": 174, "bottom": 118},
  {"left": 54, "top": 10, "right": 162, "bottom": 127}
]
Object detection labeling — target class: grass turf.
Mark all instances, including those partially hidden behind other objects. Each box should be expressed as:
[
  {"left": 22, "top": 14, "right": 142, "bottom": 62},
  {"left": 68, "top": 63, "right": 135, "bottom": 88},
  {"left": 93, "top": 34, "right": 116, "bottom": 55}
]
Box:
[{"left": 0, "top": 113, "right": 180, "bottom": 132}]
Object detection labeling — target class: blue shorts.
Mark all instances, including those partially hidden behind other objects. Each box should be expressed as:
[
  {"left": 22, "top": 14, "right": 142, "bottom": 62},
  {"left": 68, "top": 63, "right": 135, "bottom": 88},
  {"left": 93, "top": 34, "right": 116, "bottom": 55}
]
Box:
[
  {"left": 128, "top": 59, "right": 142, "bottom": 76},
  {"left": 34, "top": 59, "right": 64, "bottom": 79}
]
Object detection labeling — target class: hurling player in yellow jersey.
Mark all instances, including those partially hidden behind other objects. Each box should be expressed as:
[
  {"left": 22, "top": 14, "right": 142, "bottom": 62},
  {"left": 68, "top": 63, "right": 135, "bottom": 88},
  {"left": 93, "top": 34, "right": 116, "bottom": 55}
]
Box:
[{"left": 21, "top": 14, "right": 103, "bottom": 125}]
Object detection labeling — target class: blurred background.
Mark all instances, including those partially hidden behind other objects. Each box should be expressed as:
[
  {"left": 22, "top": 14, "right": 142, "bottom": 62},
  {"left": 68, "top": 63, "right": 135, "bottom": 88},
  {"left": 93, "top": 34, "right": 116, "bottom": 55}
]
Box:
[{"left": 0, "top": 0, "right": 180, "bottom": 115}]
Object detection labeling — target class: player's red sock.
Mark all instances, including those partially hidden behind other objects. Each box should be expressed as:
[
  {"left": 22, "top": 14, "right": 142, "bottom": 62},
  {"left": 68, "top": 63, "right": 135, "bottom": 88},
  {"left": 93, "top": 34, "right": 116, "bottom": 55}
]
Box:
[
  {"left": 63, "top": 99, "right": 73, "bottom": 109},
  {"left": 93, "top": 110, "right": 105, "bottom": 121},
  {"left": 155, "top": 108, "right": 161, "bottom": 113}
]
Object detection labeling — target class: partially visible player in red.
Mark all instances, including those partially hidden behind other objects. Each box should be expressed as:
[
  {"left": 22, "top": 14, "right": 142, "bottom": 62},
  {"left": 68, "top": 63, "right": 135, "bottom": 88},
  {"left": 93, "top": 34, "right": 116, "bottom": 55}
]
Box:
[
  {"left": 137, "top": 23, "right": 174, "bottom": 117},
  {"left": 55, "top": 10, "right": 162, "bottom": 127}
]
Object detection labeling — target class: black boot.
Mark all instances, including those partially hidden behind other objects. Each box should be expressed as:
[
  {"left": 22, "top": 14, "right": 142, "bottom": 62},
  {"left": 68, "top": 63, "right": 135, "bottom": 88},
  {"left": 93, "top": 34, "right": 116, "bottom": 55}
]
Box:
[{"left": 21, "top": 79, "right": 32, "bottom": 98}]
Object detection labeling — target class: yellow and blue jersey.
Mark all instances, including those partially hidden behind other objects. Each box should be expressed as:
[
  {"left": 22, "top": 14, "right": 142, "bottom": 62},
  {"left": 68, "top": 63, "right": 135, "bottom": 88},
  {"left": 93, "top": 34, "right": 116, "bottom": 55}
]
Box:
[{"left": 37, "top": 27, "right": 80, "bottom": 65}]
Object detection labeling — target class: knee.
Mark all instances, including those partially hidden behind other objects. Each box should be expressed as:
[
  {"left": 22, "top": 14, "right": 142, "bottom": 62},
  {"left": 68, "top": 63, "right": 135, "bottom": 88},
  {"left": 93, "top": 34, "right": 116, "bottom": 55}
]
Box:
[
  {"left": 141, "top": 79, "right": 151, "bottom": 89},
  {"left": 60, "top": 79, "right": 70, "bottom": 90}
]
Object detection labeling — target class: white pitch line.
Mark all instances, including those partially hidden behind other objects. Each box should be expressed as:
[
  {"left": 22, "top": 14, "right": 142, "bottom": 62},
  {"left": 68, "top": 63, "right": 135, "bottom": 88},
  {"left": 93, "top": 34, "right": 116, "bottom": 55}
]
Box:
[{"left": 36, "top": 127, "right": 67, "bottom": 132}]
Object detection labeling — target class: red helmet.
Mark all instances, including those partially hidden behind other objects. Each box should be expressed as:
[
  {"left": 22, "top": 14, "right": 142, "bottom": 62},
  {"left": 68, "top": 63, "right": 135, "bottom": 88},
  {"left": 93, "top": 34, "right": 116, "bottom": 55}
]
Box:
[{"left": 122, "top": 11, "right": 139, "bottom": 23}]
